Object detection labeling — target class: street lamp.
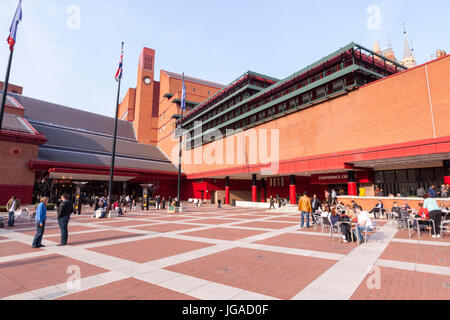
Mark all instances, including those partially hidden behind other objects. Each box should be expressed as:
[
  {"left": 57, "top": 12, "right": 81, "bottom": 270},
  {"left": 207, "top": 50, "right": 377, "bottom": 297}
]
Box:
[{"left": 172, "top": 114, "right": 182, "bottom": 209}]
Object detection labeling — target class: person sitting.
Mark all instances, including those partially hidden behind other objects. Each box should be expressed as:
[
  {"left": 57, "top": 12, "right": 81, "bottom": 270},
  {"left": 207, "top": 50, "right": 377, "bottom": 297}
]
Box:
[
  {"left": 370, "top": 200, "right": 385, "bottom": 219},
  {"left": 391, "top": 202, "right": 402, "bottom": 218},
  {"left": 414, "top": 202, "right": 430, "bottom": 231},
  {"left": 113, "top": 200, "right": 124, "bottom": 216},
  {"left": 329, "top": 207, "right": 340, "bottom": 227},
  {"left": 93, "top": 200, "right": 108, "bottom": 219},
  {"left": 339, "top": 212, "right": 356, "bottom": 243},
  {"left": 336, "top": 202, "right": 346, "bottom": 215},
  {"left": 355, "top": 206, "right": 375, "bottom": 244},
  {"left": 345, "top": 205, "right": 357, "bottom": 220}
]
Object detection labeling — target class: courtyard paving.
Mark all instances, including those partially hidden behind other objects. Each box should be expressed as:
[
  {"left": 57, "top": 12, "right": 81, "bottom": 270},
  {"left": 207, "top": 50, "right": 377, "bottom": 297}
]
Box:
[{"left": 0, "top": 204, "right": 448, "bottom": 300}]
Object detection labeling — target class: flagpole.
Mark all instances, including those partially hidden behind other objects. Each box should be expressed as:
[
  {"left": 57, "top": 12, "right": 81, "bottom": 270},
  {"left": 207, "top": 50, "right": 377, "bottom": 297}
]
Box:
[
  {"left": 108, "top": 42, "right": 124, "bottom": 210},
  {"left": 176, "top": 73, "right": 185, "bottom": 208},
  {"left": 0, "top": 48, "right": 14, "bottom": 132}
]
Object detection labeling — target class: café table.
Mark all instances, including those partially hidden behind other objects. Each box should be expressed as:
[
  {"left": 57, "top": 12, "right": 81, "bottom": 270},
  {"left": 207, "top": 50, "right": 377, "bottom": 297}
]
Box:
[{"left": 407, "top": 217, "right": 435, "bottom": 240}]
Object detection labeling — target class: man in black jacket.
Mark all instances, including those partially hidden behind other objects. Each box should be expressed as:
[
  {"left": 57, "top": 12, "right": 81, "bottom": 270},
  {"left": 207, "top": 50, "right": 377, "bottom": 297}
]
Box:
[{"left": 57, "top": 193, "right": 73, "bottom": 246}]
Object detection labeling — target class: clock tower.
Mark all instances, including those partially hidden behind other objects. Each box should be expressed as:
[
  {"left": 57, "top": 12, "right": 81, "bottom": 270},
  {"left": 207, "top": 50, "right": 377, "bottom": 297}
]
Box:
[
  {"left": 119, "top": 47, "right": 160, "bottom": 145},
  {"left": 134, "top": 47, "right": 160, "bottom": 145}
]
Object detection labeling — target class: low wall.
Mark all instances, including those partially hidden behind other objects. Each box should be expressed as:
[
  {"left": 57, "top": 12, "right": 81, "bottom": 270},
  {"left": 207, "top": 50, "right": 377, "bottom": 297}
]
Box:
[
  {"left": 235, "top": 201, "right": 271, "bottom": 209},
  {"left": 338, "top": 196, "right": 449, "bottom": 211}
]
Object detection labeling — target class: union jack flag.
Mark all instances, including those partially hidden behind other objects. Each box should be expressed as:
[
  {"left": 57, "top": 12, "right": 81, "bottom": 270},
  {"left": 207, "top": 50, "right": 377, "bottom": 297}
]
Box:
[
  {"left": 115, "top": 44, "right": 124, "bottom": 81},
  {"left": 7, "top": 0, "right": 23, "bottom": 51}
]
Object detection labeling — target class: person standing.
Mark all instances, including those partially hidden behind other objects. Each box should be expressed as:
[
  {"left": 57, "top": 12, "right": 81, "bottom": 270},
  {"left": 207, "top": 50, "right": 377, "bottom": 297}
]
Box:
[
  {"left": 439, "top": 184, "right": 448, "bottom": 199},
  {"left": 416, "top": 186, "right": 426, "bottom": 198},
  {"left": 311, "top": 194, "right": 322, "bottom": 214},
  {"left": 423, "top": 193, "right": 442, "bottom": 239},
  {"left": 298, "top": 192, "right": 312, "bottom": 228},
  {"left": 6, "top": 196, "right": 20, "bottom": 227},
  {"left": 324, "top": 190, "right": 330, "bottom": 205},
  {"left": 359, "top": 186, "right": 366, "bottom": 197},
  {"left": 32, "top": 197, "right": 48, "bottom": 248},
  {"left": 331, "top": 189, "right": 337, "bottom": 205},
  {"left": 428, "top": 185, "right": 438, "bottom": 198},
  {"left": 57, "top": 194, "right": 73, "bottom": 246}
]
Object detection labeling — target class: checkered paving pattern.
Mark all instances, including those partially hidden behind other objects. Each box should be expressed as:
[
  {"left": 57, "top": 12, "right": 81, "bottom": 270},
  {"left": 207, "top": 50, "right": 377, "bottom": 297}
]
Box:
[{"left": 0, "top": 204, "right": 449, "bottom": 300}]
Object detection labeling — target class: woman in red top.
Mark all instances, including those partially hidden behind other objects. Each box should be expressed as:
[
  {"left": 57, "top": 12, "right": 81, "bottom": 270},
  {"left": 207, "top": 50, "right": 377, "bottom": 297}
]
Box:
[{"left": 418, "top": 203, "right": 429, "bottom": 219}]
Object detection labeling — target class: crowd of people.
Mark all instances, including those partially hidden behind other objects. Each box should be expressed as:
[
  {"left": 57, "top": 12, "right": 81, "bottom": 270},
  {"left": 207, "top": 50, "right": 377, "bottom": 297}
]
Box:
[
  {"left": 296, "top": 191, "right": 449, "bottom": 244},
  {"left": 3, "top": 184, "right": 449, "bottom": 249}
]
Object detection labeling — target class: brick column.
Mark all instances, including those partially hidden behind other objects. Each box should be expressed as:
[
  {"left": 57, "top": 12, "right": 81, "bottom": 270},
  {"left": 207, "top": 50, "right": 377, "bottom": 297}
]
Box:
[
  {"left": 347, "top": 170, "right": 357, "bottom": 196},
  {"left": 252, "top": 174, "right": 258, "bottom": 203},
  {"left": 290, "top": 175, "right": 297, "bottom": 205},
  {"left": 225, "top": 176, "right": 230, "bottom": 205}
]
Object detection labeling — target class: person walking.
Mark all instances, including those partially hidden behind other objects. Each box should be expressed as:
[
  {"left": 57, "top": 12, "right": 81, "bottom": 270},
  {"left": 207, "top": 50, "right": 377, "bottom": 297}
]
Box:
[
  {"left": 423, "top": 193, "right": 442, "bottom": 239},
  {"left": 298, "top": 192, "right": 312, "bottom": 228},
  {"left": 269, "top": 196, "right": 275, "bottom": 210},
  {"left": 217, "top": 199, "right": 222, "bottom": 209},
  {"left": 6, "top": 196, "right": 20, "bottom": 227},
  {"left": 32, "top": 197, "right": 48, "bottom": 248},
  {"left": 161, "top": 197, "right": 166, "bottom": 210},
  {"left": 57, "top": 194, "right": 73, "bottom": 246}
]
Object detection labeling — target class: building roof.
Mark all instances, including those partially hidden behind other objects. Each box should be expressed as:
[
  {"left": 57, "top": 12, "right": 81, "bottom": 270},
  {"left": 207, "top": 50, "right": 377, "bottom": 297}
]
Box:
[
  {"left": 1, "top": 112, "right": 36, "bottom": 135},
  {"left": 161, "top": 70, "right": 226, "bottom": 89},
  {"left": 8, "top": 93, "right": 137, "bottom": 140},
  {"left": 3, "top": 92, "right": 179, "bottom": 174}
]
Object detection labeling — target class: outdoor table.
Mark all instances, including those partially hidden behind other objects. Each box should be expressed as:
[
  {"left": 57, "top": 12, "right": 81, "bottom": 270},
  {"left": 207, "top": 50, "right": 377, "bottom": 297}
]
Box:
[{"left": 407, "top": 217, "right": 435, "bottom": 240}]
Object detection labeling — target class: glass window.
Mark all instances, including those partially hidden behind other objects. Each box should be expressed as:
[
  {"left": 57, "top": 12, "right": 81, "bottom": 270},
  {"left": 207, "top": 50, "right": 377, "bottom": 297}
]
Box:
[
  {"left": 384, "top": 171, "right": 396, "bottom": 182},
  {"left": 396, "top": 170, "right": 408, "bottom": 183},
  {"left": 420, "top": 168, "right": 434, "bottom": 182},
  {"left": 407, "top": 169, "right": 417, "bottom": 182},
  {"left": 374, "top": 171, "right": 384, "bottom": 183}
]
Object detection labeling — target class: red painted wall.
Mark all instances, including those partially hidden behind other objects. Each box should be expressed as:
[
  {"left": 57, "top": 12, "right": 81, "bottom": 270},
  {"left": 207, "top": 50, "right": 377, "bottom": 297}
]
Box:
[{"left": 0, "top": 185, "right": 33, "bottom": 206}]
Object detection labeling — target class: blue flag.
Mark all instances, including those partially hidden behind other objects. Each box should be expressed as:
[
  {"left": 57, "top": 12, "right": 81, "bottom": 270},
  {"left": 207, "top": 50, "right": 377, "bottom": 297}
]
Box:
[{"left": 181, "top": 74, "right": 186, "bottom": 112}]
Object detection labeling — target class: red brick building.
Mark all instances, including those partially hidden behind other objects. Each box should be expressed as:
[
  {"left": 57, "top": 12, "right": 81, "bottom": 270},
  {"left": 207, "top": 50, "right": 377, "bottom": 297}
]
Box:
[{"left": 1, "top": 42, "right": 449, "bottom": 205}]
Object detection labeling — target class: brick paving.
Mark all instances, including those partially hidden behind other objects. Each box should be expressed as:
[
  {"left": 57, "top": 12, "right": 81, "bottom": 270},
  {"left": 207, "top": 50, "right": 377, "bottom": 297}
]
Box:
[
  {"left": 58, "top": 278, "right": 198, "bottom": 300},
  {"left": 88, "top": 237, "right": 214, "bottom": 264},
  {"left": 351, "top": 266, "right": 450, "bottom": 300},
  {"left": 0, "top": 203, "right": 449, "bottom": 300}
]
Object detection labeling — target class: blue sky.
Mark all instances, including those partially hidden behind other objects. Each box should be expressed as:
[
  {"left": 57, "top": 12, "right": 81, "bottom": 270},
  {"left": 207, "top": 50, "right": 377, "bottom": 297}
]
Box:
[{"left": 0, "top": 0, "right": 449, "bottom": 117}]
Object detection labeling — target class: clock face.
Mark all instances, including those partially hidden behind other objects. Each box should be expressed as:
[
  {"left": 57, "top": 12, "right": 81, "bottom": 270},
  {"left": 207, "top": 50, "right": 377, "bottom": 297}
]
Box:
[{"left": 143, "top": 77, "right": 152, "bottom": 85}]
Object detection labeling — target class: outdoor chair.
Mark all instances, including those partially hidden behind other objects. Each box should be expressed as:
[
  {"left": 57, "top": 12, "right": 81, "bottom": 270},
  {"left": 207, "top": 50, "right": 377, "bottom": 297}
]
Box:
[
  {"left": 14, "top": 208, "right": 29, "bottom": 223},
  {"left": 312, "top": 213, "right": 322, "bottom": 230},
  {"left": 395, "top": 212, "right": 409, "bottom": 230},
  {"left": 362, "top": 220, "right": 379, "bottom": 244},
  {"left": 321, "top": 216, "right": 339, "bottom": 238},
  {"left": 441, "top": 219, "right": 450, "bottom": 238}
]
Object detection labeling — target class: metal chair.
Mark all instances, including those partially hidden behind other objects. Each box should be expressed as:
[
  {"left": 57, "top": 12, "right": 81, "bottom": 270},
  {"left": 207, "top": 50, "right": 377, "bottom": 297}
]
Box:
[
  {"left": 337, "top": 221, "right": 355, "bottom": 243},
  {"left": 312, "top": 213, "right": 322, "bottom": 230},
  {"left": 321, "top": 216, "right": 339, "bottom": 238},
  {"left": 362, "top": 220, "right": 379, "bottom": 243},
  {"left": 441, "top": 219, "right": 450, "bottom": 238}
]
